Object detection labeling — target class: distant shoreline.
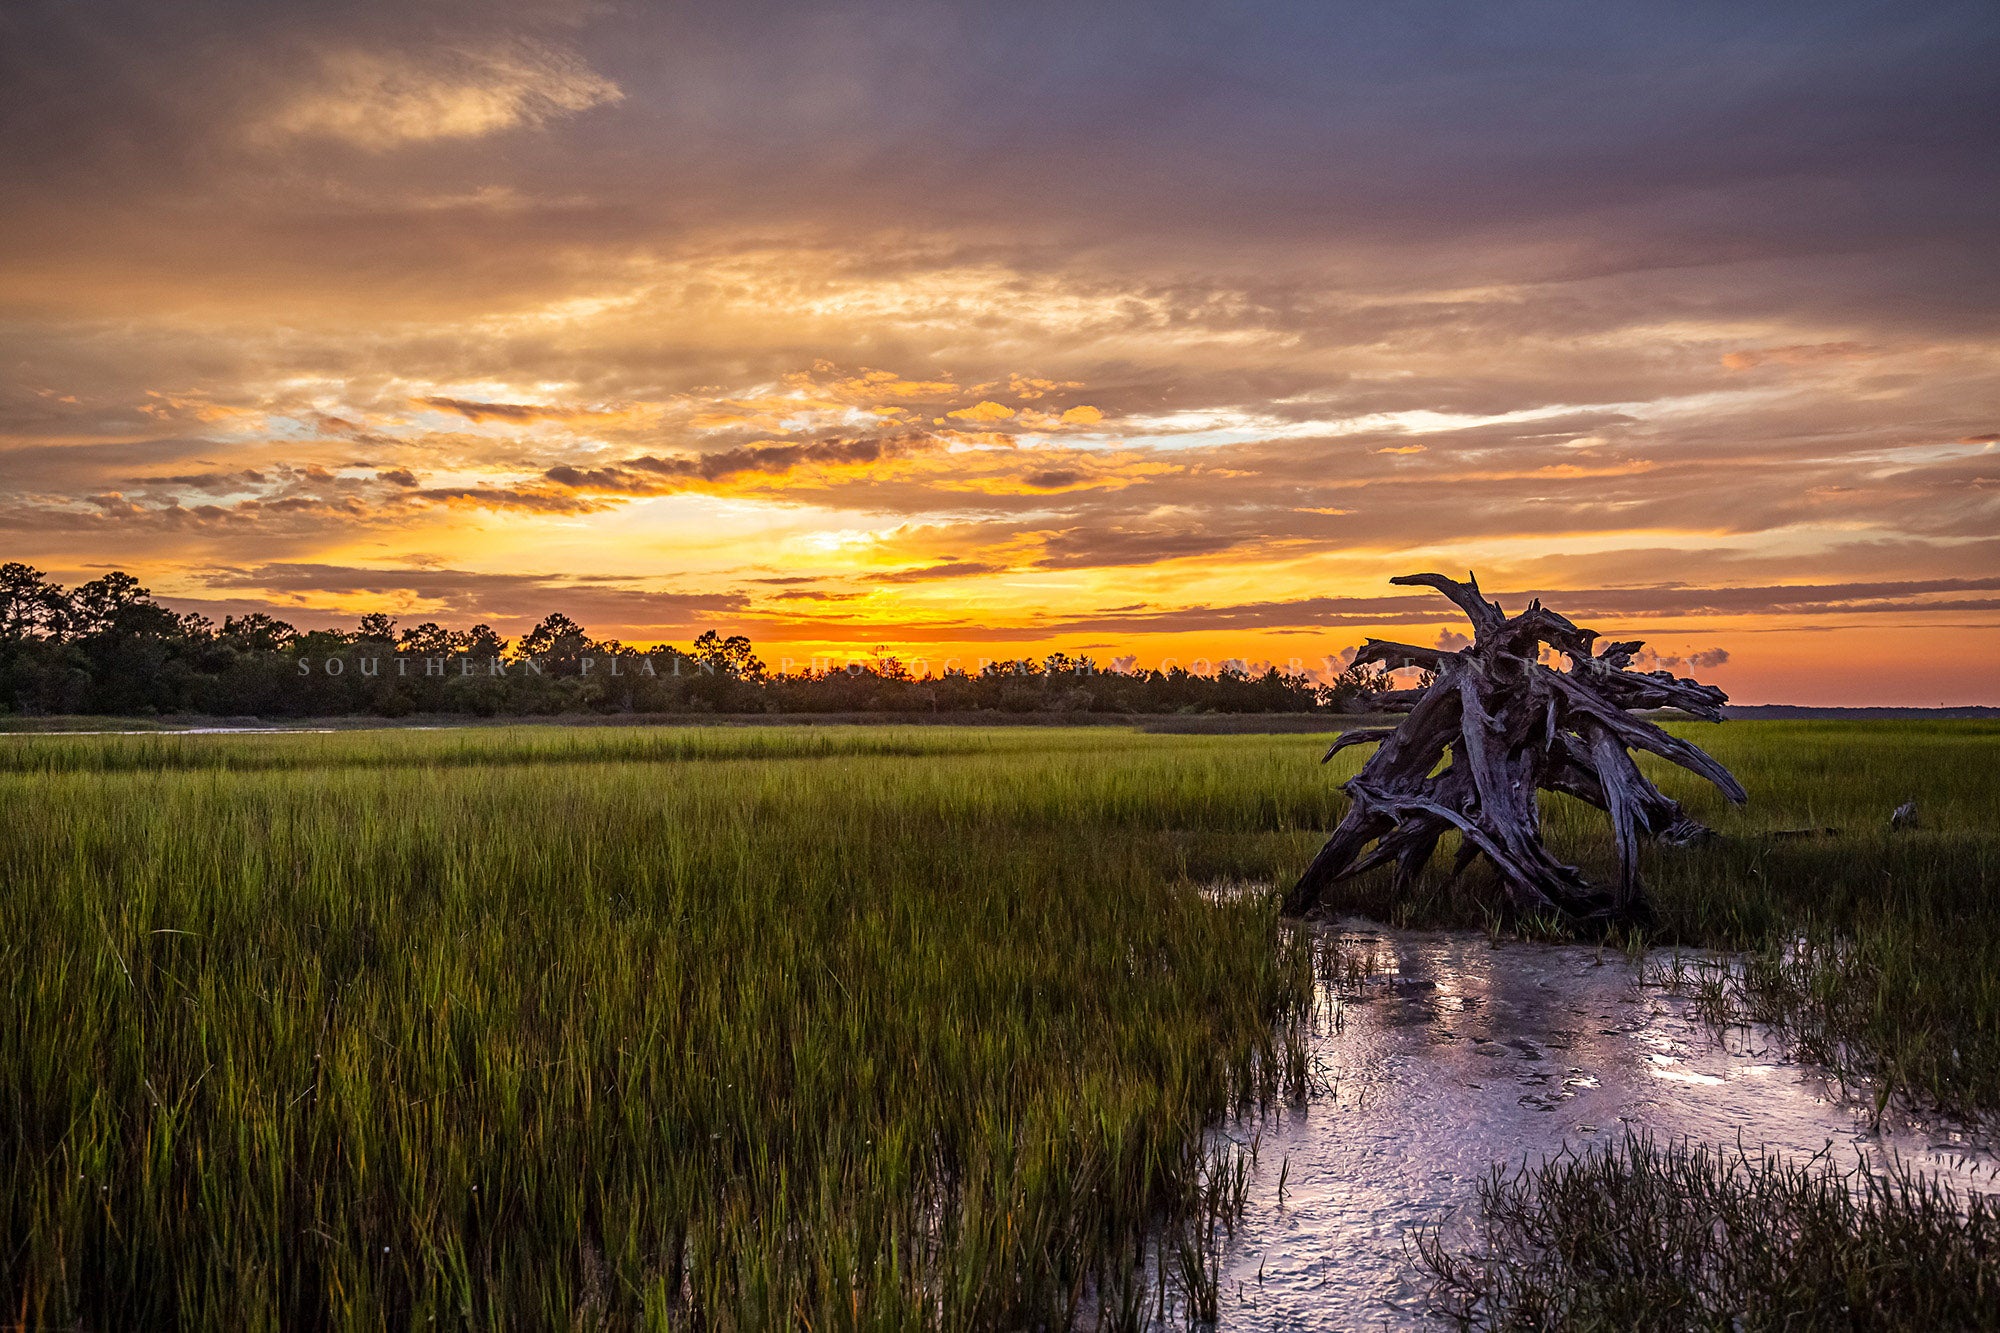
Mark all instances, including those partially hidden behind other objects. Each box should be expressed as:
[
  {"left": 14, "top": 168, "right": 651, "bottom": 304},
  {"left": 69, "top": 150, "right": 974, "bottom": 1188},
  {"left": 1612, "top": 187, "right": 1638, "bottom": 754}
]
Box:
[
  {"left": 1719, "top": 704, "right": 2000, "bottom": 720},
  {"left": 2, "top": 705, "right": 1995, "bottom": 735}
]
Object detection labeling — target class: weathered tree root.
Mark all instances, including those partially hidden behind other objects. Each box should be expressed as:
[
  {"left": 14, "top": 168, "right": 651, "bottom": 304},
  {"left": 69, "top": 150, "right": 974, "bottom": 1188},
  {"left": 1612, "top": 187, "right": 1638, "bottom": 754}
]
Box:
[{"left": 1285, "top": 572, "right": 1745, "bottom": 929}]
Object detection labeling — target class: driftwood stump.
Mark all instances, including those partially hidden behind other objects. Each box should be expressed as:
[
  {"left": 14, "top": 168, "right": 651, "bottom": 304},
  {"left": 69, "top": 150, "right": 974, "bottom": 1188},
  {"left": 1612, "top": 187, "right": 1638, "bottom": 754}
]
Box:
[{"left": 1285, "top": 572, "right": 1744, "bottom": 927}]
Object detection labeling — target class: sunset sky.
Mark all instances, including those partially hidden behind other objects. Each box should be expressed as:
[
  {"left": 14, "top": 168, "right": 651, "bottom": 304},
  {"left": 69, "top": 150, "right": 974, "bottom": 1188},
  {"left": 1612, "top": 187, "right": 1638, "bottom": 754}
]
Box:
[{"left": 4, "top": 0, "right": 1997, "bottom": 703}]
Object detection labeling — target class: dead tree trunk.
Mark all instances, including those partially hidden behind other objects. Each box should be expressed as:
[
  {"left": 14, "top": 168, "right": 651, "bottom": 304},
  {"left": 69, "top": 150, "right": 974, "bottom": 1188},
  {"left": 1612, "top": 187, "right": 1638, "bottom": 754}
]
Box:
[{"left": 1285, "top": 572, "right": 1744, "bottom": 927}]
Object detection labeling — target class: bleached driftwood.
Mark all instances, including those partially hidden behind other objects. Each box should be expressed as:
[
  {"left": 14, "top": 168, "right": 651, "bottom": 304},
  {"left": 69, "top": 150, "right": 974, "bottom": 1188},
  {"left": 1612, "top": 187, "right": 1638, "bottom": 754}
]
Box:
[{"left": 1285, "top": 572, "right": 1744, "bottom": 927}]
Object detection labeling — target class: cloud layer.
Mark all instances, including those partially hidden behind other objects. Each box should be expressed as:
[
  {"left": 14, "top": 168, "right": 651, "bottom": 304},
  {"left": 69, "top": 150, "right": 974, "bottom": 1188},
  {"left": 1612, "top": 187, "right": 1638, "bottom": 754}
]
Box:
[{"left": 2, "top": 0, "right": 1997, "bottom": 703}]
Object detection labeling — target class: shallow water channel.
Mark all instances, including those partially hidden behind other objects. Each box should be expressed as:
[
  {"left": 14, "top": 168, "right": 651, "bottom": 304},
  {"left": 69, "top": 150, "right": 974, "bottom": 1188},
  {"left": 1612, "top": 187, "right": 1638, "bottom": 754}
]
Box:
[{"left": 1198, "top": 919, "right": 2000, "bottom": 1329}]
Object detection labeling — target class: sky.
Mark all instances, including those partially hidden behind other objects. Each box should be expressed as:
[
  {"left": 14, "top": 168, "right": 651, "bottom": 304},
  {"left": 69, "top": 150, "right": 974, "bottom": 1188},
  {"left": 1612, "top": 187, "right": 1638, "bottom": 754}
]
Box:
[{"left": 3, "top": 0, "right": 1997, "bottom": 704}]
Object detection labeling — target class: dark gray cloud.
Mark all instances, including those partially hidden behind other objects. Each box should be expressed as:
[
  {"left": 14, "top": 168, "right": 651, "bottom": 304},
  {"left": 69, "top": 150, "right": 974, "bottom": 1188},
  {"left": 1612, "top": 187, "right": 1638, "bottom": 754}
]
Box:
[
  {"left": 4, "top": 0, "right": 1996, "bottom": 321},
  {"left": 193, "top": 561, "right": 745, "bottom": 634}
]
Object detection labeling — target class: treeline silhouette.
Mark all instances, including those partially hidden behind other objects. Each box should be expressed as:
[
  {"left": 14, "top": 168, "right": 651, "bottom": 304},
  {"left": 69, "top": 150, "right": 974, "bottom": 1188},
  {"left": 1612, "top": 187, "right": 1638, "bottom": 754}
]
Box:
[{"left": 0, "top": 564, "right": 1390, "bottom": 718}]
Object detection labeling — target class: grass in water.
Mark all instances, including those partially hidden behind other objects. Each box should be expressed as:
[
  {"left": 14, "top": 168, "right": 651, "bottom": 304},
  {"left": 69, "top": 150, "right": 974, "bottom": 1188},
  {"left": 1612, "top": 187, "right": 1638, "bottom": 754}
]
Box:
[
  {"left": 0, "top": 726, "right": 1321, "bottom": 1329},
  {"left": 1415, "top": 1132, "right": 2000, "bottom": 1331}
]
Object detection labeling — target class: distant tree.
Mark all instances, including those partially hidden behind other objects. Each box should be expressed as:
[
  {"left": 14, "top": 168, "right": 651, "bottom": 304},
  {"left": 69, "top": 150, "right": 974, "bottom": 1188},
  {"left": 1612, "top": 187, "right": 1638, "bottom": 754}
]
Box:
[
  {"left": 55, "top": 574, "right": 195, "bottom": 713},
  {"left": 398, "top": 622, "right": 463, "bottom": 656},
  {"left": 519, "top": 614, "right": 590, "bottom": 673},
  {"left": 691, "top": 630, "right": 765, "bottom": 681},
  {"left": 871, "top": 645, "right": 911, "bottom": 681},
  {"left": 462, "top": 624, "right": 508, "bottom": 659},
  {"left": 0, "top": 563, "right": 67, "bottom": 640},
  {"left": 219, "top": 613, "right": 299, "bottom": 653},
  {"left": 66, "top": 572, "right": 151, "bottom": 638},
  {"left": 355, "top": 612, "right": 398, "bottom": 642}
]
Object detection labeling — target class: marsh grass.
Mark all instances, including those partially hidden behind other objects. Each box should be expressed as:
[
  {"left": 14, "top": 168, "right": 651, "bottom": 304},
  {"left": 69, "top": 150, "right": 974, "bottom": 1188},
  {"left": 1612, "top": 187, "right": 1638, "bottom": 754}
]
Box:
[
  {"left": 1414, "top": 1132, "right": 2000, "bottom": 1331},
  {"left": 5, "top": 719, "right": 1996, "bottom": 1327},
  {"left": 0, "top": 727, "right": 1334, "bottom": 1329},
  {"left": 1629, "top": 721, "right": 2000, "bottom": 1119}
]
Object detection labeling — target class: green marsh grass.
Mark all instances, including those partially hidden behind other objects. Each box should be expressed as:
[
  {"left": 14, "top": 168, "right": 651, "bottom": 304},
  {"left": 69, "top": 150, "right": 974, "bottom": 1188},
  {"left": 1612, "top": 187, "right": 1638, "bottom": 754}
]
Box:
[
  {"left": 1, "top": 727, "right": 1329, "bottom": 1329},
  {"left": 1415, "top": 1131, "right": 2000, "bottom": 1331},
  {"left": 4, "top": 719, "right": 1996, "bottom": 1327}
]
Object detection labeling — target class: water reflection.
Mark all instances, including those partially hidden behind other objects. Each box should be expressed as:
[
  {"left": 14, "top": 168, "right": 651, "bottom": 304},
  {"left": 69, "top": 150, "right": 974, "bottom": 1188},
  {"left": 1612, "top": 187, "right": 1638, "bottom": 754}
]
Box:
[{"left": 1202, "top": 919, "right": 2000, "bottom": 1329}]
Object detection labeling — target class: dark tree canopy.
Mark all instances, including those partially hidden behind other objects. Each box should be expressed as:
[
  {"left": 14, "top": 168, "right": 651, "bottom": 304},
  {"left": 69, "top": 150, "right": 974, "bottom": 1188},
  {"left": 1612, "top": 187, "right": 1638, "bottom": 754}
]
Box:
[
  {"left": 1285, "top": 572, "right": 1744, "bottom": 928},
  {"left": 0, "top": 564, "right": 1392, "bottom": 719}
]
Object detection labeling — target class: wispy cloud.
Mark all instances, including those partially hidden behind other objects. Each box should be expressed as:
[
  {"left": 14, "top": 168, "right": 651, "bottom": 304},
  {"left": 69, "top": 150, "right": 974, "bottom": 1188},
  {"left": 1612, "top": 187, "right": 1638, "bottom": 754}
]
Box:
[{"left": 247, "top": 39, "right": 620, "bottom": 150}]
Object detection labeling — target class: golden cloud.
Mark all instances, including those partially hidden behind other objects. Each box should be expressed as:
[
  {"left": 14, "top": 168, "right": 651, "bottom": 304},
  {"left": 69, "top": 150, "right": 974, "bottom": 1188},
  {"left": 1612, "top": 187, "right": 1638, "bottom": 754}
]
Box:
[
  {"left": 1002, "top": 375, "right": 1085, "bottom": 401},
  {"left": 805, "top": 368, "right": 961, "bottom": 402},
  {"left": 945, "top": 400, "right": 1016, "bottom": 423}
]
